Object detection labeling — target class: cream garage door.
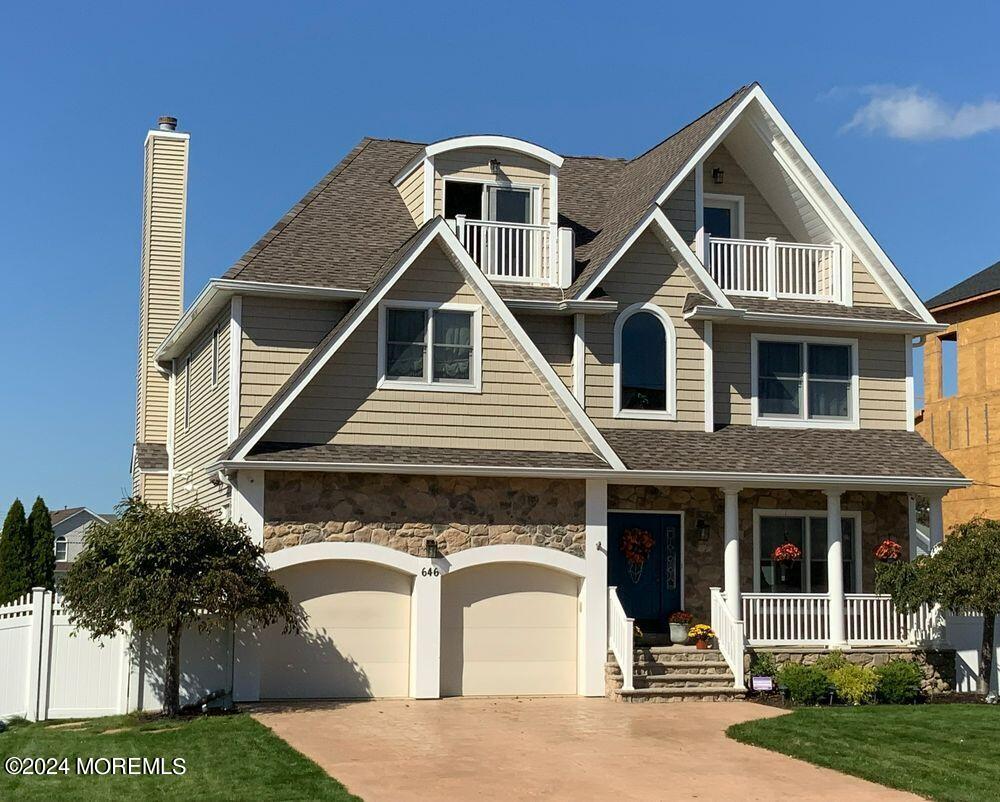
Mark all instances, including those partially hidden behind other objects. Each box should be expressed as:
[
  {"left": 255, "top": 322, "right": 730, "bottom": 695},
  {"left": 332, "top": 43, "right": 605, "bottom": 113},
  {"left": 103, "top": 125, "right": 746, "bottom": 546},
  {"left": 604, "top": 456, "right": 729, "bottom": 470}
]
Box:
[
  {"left": 261, "top": 561, "right": 411, "bottom": 699},
  {"left": 441, "top": 563, "right": 578, "bottom": 696}
]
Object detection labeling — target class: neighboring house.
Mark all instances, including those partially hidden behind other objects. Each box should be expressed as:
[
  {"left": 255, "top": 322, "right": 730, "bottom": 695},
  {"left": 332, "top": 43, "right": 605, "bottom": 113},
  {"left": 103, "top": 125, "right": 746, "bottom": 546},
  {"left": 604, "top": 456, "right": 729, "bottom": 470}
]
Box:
[
  {"left": 50, "top": 507, "right": 113, "bottom": 575},
  {"left": 131, "top": 84, "right": 966, "bottom": 703},
  {"left": 917, "top": 259, "right": 1000, "bottom": 532}
]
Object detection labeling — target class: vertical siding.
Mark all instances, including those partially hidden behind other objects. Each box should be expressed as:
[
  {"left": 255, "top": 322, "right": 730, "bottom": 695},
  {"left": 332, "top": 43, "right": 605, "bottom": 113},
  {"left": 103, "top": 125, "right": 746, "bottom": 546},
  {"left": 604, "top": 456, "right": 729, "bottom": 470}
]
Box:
[
  {"left": 583, "top": 231, "right": 706, "bottom": 429},
  {"left": 516, "top": 314, "right": 574, "bottom": 393},
  {"left": 264, "top": 243, "right": 593, "bottom": 452},
  {"left": 240, "top": 297, "right": 350, "bottom": 428},
  {"left": 713, "top": 326, "right": 908, "bottom": 429},
  {"left": 171, "top": 310, "right": 231, "bottom": 511},
  {"left": 434, "top": 149, "right": 551, "bottom": 224},
  {"left": 397, "top": 162, "right": 424, "bottom": 225},
  {"left": 703, "top": 144, "right": 793, "bottom": 241},
  {"left": 852, "top": 255, "right": 894, "bottom": 307}
]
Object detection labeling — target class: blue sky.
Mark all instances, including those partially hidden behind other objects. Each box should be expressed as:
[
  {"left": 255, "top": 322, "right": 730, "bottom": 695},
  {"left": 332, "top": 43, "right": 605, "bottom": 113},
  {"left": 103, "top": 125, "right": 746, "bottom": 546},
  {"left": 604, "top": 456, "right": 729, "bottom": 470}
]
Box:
[{"left": 1, "top": 2, "right": 998, "bottom": 511}]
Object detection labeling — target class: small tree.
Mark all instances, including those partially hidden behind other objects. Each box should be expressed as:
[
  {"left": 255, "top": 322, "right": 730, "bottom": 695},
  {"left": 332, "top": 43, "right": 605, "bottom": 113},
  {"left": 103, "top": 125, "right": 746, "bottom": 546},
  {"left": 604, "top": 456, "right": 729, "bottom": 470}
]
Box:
[
  {"left": 27, "top": 497, "right": 55, "bottom": 590},
  {"left": 877, "top": 517, "right": 1000, "bottom": 695},
  {"left": 0, "top": 499, "right": 31, "bottom": 604},
  {"left": 61, "top": 498, "right": 302, "bottom": 716}
]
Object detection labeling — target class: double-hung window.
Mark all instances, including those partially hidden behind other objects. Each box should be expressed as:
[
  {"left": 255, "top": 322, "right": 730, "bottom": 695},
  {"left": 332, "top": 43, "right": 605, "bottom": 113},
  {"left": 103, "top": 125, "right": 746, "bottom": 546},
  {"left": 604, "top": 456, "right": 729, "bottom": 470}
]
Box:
[
  {"left": 755, "top": 512, "right": 860, "bottom": 593},
  {"left": 753, "top": 335, "right": 857, "bottom": 427},
  {"left": 381, "top": 304, "right": 479, "bottom": 390}
]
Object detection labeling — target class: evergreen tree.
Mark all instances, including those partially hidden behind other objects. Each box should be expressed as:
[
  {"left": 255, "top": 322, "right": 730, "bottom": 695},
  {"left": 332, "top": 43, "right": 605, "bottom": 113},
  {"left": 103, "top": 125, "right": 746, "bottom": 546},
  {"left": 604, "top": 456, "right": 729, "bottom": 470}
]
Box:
[
  {"left": 27, "top": 497, "right": 55, "bottom": 590},
  {"left": 0, "top": 499, "right": 31, "bottom": 604}
]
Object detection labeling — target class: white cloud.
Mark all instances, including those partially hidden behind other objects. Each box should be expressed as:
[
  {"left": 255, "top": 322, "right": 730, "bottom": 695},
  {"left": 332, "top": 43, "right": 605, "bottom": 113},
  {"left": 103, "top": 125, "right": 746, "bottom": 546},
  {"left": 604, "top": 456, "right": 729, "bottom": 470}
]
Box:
[{"left": 841, "top": 86, "right": 1000, "bottom": 140}]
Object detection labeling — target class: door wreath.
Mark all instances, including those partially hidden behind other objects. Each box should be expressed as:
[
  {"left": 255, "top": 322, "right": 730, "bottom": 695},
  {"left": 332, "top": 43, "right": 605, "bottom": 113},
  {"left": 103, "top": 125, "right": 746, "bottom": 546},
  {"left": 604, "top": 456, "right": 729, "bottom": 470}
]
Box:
[{"left": 621, "top": 527, "right": 655, "bottom": 584}]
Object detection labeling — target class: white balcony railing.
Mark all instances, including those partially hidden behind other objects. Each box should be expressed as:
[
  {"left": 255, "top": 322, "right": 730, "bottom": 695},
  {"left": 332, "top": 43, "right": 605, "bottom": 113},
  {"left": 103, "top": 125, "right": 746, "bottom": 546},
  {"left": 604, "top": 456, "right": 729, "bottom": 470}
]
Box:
[
  {"left": 701, "top": 235, "right": 841, "bottom": 301},
  {"left": 742, "top": 592, "right": 942, "bottom": 647},
  {"left": 710, "top": 588, "right": 746, "bottom": 690},
  {"left": 607, "top": 586, "right": 634, "bottom": 691},
  {"left": 455, "top": 215, "right": 553, "bottom": 285}
]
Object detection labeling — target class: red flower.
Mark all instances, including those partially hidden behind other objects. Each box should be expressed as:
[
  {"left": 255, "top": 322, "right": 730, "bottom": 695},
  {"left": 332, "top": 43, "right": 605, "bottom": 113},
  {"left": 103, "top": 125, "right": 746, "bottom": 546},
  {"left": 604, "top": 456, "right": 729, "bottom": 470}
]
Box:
[
  {"left": 874, "top": 539, "right": 902, "bottom": 562},
  {"left": 772, "top": 542, "right": 802, "bottom": 563},
  {"left": 620, "top": 528, "right": 655, "bottom": 566}
]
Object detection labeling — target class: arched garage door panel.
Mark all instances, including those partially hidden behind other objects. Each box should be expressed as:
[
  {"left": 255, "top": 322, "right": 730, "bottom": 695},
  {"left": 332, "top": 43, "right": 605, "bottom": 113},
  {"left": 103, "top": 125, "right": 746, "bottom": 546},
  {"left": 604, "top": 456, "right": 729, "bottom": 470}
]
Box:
[
  {"left": 261, "top": 561, "right": 411, "bottom": 699},
  {"left": 442, "top": 563, "right": 578, "bottom": 696}
]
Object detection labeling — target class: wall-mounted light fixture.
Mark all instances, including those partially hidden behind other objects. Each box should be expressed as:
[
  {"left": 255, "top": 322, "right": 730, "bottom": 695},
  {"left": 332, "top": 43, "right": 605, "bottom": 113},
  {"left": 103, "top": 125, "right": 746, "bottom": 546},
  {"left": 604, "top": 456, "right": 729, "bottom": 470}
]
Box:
[
  {"left": 489, "top": 158, "right": 501, "bottom": 175},
  {"left": 695, "top": 517, "right": 710, "bottom": 542},
  {"left": 425, "top": 537, "right": 441, "bottom": 558},
  {"left": 712, "top": 167, "right": 724, "bottom": 185}
]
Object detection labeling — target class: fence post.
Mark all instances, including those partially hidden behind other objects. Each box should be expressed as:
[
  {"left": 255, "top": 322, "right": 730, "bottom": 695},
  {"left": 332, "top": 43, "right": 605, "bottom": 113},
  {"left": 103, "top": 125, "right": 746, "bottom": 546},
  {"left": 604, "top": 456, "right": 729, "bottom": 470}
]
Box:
[
  {"left": 25, "top": 587, "right": 47, "bottom": 721},
  {"left": 766, "top": 237, "right": 778, "bottom": 299}
]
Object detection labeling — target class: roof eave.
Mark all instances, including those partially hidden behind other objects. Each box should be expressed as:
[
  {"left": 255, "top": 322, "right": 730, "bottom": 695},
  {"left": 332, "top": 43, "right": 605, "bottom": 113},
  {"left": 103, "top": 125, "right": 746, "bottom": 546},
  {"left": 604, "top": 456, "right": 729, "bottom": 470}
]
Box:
[{"left": 683, "top": 305, "right": 946, "bottom": 333}]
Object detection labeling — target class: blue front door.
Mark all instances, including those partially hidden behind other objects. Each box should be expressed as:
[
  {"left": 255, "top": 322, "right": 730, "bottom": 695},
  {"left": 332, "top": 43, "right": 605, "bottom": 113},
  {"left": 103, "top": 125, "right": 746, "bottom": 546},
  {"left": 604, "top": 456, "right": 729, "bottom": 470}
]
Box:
[{"left": 608, "top": 512, "right": 682, "bottom": 628}]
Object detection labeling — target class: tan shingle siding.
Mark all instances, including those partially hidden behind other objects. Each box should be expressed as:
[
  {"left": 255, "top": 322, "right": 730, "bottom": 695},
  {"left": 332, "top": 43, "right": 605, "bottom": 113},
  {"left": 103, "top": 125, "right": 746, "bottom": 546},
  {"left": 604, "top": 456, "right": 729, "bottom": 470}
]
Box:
[
  {"left": 397, "top": 162, "right": 424, "bottom": 225},
  {"left": 517, "top": 314, "right": 574, "bottom": 392},
  {"left": 703, "top": 144, "right": 793, "bottom": 241},
  {"left": 852, "top": 255, "right": 894, "bottom": 307}
]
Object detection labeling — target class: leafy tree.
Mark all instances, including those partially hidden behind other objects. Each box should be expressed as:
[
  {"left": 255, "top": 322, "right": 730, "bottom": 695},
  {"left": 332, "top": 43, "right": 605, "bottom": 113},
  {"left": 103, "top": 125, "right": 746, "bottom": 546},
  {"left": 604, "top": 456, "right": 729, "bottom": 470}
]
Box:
[
  {"left": 27, "top": 497, "right": 55, "bottom": 590},
  {"left": 877, "top": 517, "right": 1000, "bottom": 695},
  {"left": 0, "top": 499, "right": 31, "bottom": 604},
  {"left": 61, "top": 498, "right": 302, "bottom": 716}
]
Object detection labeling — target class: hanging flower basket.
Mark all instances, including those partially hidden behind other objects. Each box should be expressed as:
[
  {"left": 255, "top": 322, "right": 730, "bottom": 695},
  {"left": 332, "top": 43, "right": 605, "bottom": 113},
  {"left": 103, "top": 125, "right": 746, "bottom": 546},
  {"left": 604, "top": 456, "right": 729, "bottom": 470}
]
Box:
[
  {"left": 620, "top": 527, "right": 655, "bottom": 584},
  {"left": 874, "top": 538, "right": 902, "bottom": 563},
  {"left": 772, "top": 542, "right": 802, "bottom": 564}
]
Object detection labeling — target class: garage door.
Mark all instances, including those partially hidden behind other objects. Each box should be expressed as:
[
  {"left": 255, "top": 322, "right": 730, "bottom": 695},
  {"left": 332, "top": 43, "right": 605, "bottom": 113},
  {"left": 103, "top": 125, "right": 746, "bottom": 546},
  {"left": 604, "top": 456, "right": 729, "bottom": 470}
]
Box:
[
  {"left": 441, "top": 563, "right": 578, "bottom": 696},
  {"left": 260, "top": 561, "right": 411, "bottom": 699}
]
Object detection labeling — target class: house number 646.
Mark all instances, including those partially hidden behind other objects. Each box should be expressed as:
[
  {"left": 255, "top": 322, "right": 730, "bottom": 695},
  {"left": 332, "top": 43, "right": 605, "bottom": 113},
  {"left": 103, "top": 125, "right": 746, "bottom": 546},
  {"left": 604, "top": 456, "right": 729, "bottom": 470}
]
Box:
[{"left": 421, "top": 567, "right": 440, "bottom": 577}]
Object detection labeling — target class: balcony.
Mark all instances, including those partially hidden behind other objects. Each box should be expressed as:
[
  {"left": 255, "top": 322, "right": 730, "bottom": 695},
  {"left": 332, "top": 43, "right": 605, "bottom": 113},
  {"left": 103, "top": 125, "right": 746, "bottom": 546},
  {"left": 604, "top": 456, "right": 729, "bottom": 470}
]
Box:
[
  {"left": 451, "top": 215, "right": 573, "bottom": 288},
  {"left": 700, "top": 235, "right": 844, "bottom": 302}
]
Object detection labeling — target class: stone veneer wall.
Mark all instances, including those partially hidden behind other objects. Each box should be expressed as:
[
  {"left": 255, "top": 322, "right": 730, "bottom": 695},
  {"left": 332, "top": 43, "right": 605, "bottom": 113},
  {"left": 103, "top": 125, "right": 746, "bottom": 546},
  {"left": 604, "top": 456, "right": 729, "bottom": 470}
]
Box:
[
  {"left": 608, "top": 486, "right": 910, "bottom": 621},
  {"left": 264, "top": 472, "right": 586, "bottom": 557}
]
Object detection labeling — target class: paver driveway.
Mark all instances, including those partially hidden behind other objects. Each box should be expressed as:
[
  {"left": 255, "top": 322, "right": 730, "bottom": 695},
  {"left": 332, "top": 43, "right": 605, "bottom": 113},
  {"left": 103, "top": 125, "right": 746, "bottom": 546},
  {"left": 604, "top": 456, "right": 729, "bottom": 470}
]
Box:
[{"left": 254, "top": 697, "right": 919, "bottom": 802}]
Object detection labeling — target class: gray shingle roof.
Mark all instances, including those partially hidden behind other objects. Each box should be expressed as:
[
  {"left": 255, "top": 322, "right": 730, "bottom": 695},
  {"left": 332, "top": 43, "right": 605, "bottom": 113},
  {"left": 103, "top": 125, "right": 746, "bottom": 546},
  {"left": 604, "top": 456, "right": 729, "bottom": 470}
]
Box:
[
  {"left": 245, "top": 442, "right": 609, "bottom": 470},
  {"left": 682, "top": 293, "right": 923, "bottom": 323},
  {"left": 134, "top": 442, "right": 169, "bottom": 471},
  {"left": 50, "top": 507, "right": 86, "bottom": 526},
  {"left": 600, "top": 426, "right": 963, "bottom": 479},
  {"left": 926, "top": 258, "right": 1000, "bottom": 310}
]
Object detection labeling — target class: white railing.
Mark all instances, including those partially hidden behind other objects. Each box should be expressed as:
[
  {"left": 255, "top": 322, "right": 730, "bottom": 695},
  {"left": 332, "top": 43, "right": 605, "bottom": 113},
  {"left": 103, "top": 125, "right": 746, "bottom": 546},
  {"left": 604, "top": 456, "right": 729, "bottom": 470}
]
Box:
[
  {"left": 455, "top": 215, "right": 552, "bottom": 285},
  {"left": 607, "top": 587, "right": 634, "bottom": 691},
  {"left": 710, "top": 588, "right": 746, "bottom": 690},
  {"left": 703, "top": 236, "right": 840, "bottom": 301},
  {"left": 743, "top": 592, "right": 941, "bottom": 647}
]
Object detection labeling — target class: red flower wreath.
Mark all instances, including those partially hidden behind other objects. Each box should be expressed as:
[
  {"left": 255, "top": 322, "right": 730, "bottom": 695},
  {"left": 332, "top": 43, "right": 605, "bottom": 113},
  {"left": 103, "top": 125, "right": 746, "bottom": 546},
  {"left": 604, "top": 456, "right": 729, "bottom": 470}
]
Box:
[
  {"left": 772, "top": 542, "right": 802, "bottom": 564},
  {"left": 620, "top": 528, "right": 655, "bottom": 566}
]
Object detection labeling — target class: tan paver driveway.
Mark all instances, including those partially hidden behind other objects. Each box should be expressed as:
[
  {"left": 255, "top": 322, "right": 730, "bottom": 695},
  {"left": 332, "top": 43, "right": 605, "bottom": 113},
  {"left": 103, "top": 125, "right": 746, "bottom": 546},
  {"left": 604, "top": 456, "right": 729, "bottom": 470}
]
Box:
[{"left": 254, "top": 697, "right": 919, "bottom": 802}]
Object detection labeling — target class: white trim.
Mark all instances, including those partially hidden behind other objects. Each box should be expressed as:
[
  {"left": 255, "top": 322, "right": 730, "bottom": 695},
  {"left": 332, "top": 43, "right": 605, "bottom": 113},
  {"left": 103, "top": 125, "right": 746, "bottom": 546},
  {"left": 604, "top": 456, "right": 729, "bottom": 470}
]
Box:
[
  {"left": 752, "top": 508, "right": 864, "bottom": 593},
  {"left": 376, "top": 300, "right": 483, "bottom": 393},
  {"left": 549, "top": 164, "right": 559, "bottom": 225},
  {"left": 166, "top": 360, "right": 175, "bottom": 506},
  {"left": 905, "top": 335, "right": 915, "bottom": 433},
  {"left": 702, "top": 192, "right": 745, "bottom": 239},
  {"left": 694, "top": 160, "right": 705, "bottom": 258},
  {"left": 613, "top": 302, "right": 677, "bottom": 420},
  {"left": 683, "top": 306, "right": 946, "bottom": 334},
  {"left": 393, "top": 135, "right": 564, "bottom": 185},
  {"left": 143, "top": 129, "right": 190, "bottom": 147},
  {"left": 573, "top": 313, "right": 586, "bottom": 403},
  {"left": 228, "top": 296, "right": 242, "bottom": 444},
  {"left": 907, "top": 494, "right": 919, "bottom": 560},
  {"left": 231, "top": 219, "right": 625, "bottom": 470},
  {"left": 422, "top": 156, "right": 434, "bottom": 224},
  {"left": 576, "top": 206, "right": 733, "bottom": 309},
  {"left": 750, "top": 333, "right": 860, "bottom": 430},
  {"left": 442, "top": 176, "right": 544, "bottom": 224},
  {"left": 182, "top": 355, "right": 191, "bottom": 429},
  {"left": 504, "top": 298, "right": 617, "bottom": 314},
  {"left": 703, "top": 320, "right": 714, "bottom": 432},
  {"left": 607, "top": 508, "right": 686, "bottom": 610},
  {"left": 438, "top": 544, "right": 585, "bottom": 578},
  {"left": 266, "top": 541, "right": 424, "bottom": 576},
  {"left": 210, "top": 326, "right": 220, "bottom": 386},
  {"left": 584, "top": 479, "right": 608, "bottom": 696}
]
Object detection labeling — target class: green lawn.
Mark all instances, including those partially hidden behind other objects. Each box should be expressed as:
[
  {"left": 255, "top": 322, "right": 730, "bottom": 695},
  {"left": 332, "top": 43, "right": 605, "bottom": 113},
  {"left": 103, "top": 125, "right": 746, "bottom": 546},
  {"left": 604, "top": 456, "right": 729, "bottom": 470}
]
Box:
[
  {"left": 728, "top": 705, "right": 999, "bottom": 802},
  {"left": 0, "top": 713, "right": 359, "bottom": 801}
]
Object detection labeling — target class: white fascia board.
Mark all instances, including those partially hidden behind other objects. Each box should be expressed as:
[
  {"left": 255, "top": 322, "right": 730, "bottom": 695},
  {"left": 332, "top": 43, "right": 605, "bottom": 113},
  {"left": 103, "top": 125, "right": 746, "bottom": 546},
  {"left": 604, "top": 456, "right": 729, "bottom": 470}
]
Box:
[
  {"left": 504, "top": 298, "right": 619, "bottom": 315},
  {"left": 154, "top": 279, "right": 365, "bottom": 364},
  {"left": 214, "top": 459, "right": 969, "bottom": 492},
  {"left": 683, "top": 305, "right": 946, "bottom": 334},
  {"left": 393, "top": 135, "right": 564, "bottom": 185},
  {"left": 143, "top": 129, "right": 190, "bottom": 147},
  {"left": 748, "top": 87, "right": 936, "bottom": 324},
  {"left": 575, "top": 207, "right": 732, "bottom": 309}
]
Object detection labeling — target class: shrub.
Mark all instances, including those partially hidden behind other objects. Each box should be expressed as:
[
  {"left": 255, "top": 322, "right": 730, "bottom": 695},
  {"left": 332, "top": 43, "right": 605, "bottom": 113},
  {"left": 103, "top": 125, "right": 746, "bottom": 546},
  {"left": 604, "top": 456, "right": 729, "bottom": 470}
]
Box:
[
  {"left": 814, "top": 650, "right": 849, "bottom": 676},
  {"left": 748, "top": 651, "right": 779, "bottom": 679},
  {"left": 831, "top": 664, "right": 879, "bottom": 705},
  {"left": 777, "top": 663, "right": 830, "bottom": 705},
  {"left": 875, "top": 659, "right": 924, "bottom": 704}
]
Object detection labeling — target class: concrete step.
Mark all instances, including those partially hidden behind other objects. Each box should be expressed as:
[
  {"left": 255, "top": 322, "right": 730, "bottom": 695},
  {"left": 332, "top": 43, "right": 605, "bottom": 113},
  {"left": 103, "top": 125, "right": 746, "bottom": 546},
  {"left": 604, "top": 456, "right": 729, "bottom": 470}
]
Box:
[
  {"left": 606, "top": 661, "right": 732, "bottom": 678},
  {"left": 616, "top": 687, "right": 746, "bottom": 703},
  {"left": 642, "top": 673, "right": 736, "bottom": 688}
]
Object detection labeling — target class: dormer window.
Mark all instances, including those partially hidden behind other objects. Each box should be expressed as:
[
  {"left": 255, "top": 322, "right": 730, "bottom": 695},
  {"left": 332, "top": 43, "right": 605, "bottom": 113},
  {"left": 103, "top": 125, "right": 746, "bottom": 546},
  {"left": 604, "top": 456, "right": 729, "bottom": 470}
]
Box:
[{"left": 378, "top": 302, "right": 482, "bottom": 392}]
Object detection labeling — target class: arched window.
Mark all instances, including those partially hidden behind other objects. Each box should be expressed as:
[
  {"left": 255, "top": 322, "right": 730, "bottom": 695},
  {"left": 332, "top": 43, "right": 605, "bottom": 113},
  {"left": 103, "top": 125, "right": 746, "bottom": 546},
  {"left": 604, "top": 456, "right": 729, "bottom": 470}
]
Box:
[
  {"left": 54, "top": 536, "right": 67, "bottom": 561},
  {"left": 614, "top": 303, "right": 676, "bottom": 419}
]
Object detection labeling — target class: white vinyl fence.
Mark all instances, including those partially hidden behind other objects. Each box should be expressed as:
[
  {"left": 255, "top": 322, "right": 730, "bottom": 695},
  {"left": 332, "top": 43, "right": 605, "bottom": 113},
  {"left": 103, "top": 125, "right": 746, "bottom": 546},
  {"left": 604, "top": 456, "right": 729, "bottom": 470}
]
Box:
[{"left": 0, "top": 587, "right": 234, "bottom": 721}]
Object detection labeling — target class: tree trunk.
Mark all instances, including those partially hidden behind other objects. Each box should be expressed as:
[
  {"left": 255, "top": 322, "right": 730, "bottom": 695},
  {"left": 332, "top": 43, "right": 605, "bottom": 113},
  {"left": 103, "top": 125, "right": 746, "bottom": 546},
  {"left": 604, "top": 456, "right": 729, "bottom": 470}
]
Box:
[
  {"left": 163, "top": 619, "right": 182, "bottom": 716},
  {"left": 980, "top": 611, "right": 996, "bottom": 697}
]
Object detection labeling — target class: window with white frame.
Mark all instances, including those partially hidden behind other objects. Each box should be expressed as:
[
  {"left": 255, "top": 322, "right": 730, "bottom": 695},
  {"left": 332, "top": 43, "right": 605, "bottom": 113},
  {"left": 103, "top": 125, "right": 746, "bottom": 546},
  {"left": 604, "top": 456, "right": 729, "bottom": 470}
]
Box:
[
  {"left": 753, "top": 335, "right": 857, "bottom": 427},
  {"left": 54, "top": 536, "right": 67, "bottom": 561},
  {"left": 755, "top": 511, "right": 860, "bottom": 593},
  {"left": 614, "top": 303, "right": 676, "bottom": 419},
  {"left": 379, "top": 304, "right": 480, "bottom": 389}
]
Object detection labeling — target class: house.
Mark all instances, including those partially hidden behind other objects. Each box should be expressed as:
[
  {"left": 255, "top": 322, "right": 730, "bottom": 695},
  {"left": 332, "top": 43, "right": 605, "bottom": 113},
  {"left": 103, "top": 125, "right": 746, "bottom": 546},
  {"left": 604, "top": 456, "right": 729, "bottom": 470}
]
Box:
[
  {"left": 131, "top": 84, "right": 966, "bottom": 703},
  {"left": 50, "top": 507, "right": 113, "bottom": 575},
  {"left": 917, "top": 259, "right": 1000, "bottom": 532}
]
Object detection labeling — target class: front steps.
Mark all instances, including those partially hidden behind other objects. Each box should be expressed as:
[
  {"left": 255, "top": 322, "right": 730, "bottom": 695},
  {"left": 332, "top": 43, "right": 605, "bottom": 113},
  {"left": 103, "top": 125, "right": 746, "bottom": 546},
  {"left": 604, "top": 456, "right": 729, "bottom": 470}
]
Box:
[{"left": 606, "top": 641, "right": 745, "bottom": 703}]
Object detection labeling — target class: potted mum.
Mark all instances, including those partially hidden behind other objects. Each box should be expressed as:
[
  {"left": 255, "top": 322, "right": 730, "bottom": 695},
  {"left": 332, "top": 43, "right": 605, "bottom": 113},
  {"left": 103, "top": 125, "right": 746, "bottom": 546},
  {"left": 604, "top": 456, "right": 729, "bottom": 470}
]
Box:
[
  {"left": 668, "top": 611, "right": 693, "bottom": 644},
  {"left": 688, "top": 623, "right": 715, "bottom": 650},
  {"left": 874, "top": 538, "right": 902, "bottom": 563}
]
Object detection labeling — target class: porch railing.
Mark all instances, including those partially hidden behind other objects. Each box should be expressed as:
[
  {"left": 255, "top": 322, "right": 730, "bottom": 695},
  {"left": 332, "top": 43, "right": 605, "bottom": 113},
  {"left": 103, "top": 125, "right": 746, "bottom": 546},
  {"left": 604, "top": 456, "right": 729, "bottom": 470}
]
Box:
[
  {"left": 455, "top": 216, "right": 553, "bottom": 285},
  {"left": 710, "top": 588, "right": 745, "bottom": 690},
  {"left": 607, "top": 586, "right": 634, "bottom": 691},
  {"left": 743, "top": 592, "right": 941, "bottom": 646},
  {"left": 703, "top": 236, "right": 840, "bottom": 301}
]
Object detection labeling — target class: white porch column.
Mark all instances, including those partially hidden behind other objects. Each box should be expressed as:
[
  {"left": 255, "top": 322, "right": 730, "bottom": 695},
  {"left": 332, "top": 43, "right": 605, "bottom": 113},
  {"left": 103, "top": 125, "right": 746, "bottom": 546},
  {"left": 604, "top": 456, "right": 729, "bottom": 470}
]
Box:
[
  {"left": 825, "top": 490, "right": 847, "bottom": 649},
  {"left": 723, "top": 487, "right": 742, "bottom": 620},
  {"left": 582, "top": 479, "right": 608, "bottom": 697},
  {"left": 410, "top": 564, "right": 442, "bottom": 699},
  {"left": 928, "top": 492, "right": 945, "bottom": 552},
  {"left": 231, "top": 470, "right": 265, "bottom": 546}
]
